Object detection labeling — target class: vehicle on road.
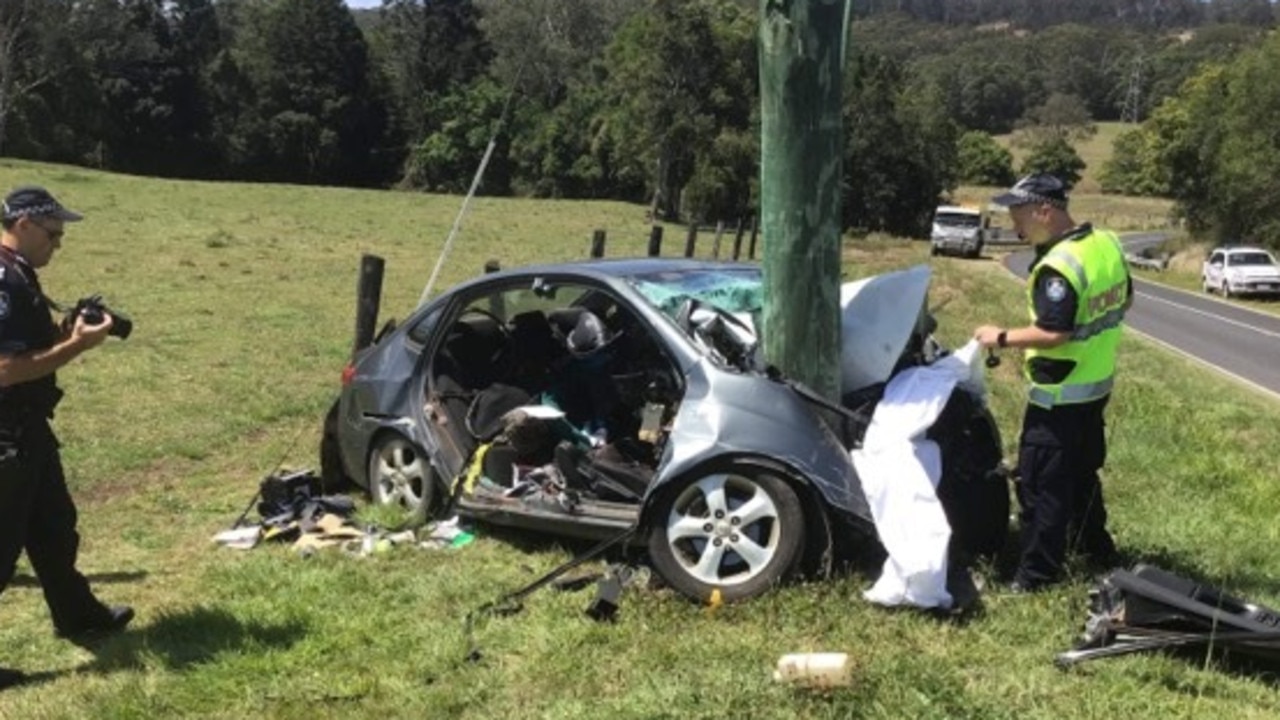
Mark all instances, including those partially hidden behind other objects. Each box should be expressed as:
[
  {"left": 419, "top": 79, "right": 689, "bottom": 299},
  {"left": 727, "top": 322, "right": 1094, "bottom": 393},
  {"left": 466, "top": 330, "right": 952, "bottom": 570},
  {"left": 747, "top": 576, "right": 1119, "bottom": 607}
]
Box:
[
  {"left": 1202, "top": 246, "right": 1280, "bottom": 298},
  {"left": 930, "top": 205, "right": 994, "bottom": 259},
  {"left": 321, "top": 259, "right": 1008, "bottom": 602}
]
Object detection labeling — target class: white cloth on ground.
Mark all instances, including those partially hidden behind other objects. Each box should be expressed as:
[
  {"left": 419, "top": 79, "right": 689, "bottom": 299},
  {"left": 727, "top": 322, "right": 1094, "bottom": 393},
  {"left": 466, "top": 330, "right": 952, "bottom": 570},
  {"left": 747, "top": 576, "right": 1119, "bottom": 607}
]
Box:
[{"left": 850, "top": 340, "right": 985, "bottom": 609}]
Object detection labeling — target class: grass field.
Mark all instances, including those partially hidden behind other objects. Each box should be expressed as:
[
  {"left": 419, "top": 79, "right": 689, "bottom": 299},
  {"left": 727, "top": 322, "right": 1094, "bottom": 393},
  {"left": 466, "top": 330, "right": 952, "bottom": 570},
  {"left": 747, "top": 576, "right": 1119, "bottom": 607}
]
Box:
[
  {"left": 1, "top": 159, "right": 1279, "bottom": 719},
  {"left": 995, "top": 121, "right": 1134, "bottom": 195}
]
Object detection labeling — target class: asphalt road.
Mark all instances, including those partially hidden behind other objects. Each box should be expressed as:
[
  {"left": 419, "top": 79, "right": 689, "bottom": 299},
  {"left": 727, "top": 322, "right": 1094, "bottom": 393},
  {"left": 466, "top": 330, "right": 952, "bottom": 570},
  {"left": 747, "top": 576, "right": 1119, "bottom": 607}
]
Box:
[{"left": 1003, "top": 232, "right": 1280, "bottom": 400}]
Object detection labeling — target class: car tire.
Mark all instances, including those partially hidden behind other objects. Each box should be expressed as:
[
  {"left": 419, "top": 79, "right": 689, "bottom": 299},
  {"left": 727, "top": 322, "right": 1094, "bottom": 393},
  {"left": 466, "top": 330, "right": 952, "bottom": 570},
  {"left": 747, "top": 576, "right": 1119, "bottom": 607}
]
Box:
[
  {"left": 930, "top": 246, "right": 939, "bottom": 257},
  {"left": 646, "top": 464, "right": 805, "bottom": 603},
  {"left": 368, "top": 433, "right": 440, "bottom": 527}
]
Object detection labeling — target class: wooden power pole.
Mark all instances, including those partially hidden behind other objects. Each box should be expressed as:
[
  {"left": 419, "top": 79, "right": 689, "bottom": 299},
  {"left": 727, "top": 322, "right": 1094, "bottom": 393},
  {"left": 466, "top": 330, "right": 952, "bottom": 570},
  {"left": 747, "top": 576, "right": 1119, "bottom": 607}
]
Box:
[{"left": 758, "top": 0, "right": 849, "bottom": 402}]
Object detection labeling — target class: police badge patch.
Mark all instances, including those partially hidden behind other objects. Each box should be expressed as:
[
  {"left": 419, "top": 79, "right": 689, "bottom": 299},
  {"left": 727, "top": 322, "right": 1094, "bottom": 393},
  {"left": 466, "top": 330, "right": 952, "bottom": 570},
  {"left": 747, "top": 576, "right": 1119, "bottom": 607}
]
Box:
[
  {"left": 0, "top": 291, "right": 8, "bottom": 319},
  {"left": 1045, "top": 277, "right": 1068, "bottom": 303}
]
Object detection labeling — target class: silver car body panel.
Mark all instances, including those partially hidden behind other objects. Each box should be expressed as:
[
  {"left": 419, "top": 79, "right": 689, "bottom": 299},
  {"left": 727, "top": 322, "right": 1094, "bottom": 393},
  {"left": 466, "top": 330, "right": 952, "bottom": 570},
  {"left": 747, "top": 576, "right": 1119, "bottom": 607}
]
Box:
[
  {"left": 657, "top": 357, "right": 871, "bottom": 520},
  {"left": 838, "top": 264, "right": 931, "bottom": 395},
  {"left": 334, "top": 258, "right": 940, "bottom": 531}
]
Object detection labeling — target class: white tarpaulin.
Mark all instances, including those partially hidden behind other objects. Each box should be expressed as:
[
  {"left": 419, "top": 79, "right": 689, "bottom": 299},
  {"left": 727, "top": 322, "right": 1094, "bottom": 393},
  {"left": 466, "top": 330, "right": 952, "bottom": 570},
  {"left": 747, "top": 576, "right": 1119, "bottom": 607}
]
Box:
[{"left": 851, "top": 340, "right": 985, "bottom": 609}]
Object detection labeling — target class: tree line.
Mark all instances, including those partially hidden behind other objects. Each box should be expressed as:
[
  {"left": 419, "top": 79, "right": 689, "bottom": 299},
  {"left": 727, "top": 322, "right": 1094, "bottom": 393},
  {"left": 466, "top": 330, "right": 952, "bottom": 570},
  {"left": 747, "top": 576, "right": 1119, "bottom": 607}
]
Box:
[
  {"left": 0, "top": 0, "right": 1275, "bottom": 239},
  {"left": 1101, "top": 29, "right": 1280, "bottom": 247}
]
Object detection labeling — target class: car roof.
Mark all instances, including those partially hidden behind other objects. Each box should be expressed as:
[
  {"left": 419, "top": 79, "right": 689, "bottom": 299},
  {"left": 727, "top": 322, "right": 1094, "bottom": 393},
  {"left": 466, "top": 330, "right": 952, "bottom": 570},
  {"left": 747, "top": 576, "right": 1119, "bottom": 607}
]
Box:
[
  {"left": 1212, "top": 246, "right": 1274, "bottom": 254},
  {"left": 934, "top": 205, "right": 980, "bottom": 215},
  {"left": 431, "top": 256, "right": 759, "bottom": 300},
  {"left": 481, "top": 256, "right": 757, "bottom": 280}
]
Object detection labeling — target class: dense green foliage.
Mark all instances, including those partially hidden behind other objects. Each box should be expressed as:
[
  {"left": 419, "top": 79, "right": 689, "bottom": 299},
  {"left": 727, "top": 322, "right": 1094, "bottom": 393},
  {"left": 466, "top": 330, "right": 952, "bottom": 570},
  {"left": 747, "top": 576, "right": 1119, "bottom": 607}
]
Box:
[
  {"left": 956, "top": 131, "right": 1015, "bottom": 187},
  {"left": 1020, "top": 136, "right": 1086, "bottom": 189},
  {"left": 0, "top": 0, "right": 1277, "bottom": 234},
  {"left": 1102, "top": 31, "right": 1280, "bottom": 246}
]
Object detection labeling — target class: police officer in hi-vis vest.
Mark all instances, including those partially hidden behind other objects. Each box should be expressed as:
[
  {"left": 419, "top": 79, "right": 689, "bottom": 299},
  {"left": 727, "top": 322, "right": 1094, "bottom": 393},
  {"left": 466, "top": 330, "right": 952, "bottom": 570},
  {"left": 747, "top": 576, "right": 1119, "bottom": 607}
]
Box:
[
  {"left": 0, "top": 186, "right": 133, "bottom": 691},
  {"left": 974, "top": 173, "right": 1132, "bottom": 593}
]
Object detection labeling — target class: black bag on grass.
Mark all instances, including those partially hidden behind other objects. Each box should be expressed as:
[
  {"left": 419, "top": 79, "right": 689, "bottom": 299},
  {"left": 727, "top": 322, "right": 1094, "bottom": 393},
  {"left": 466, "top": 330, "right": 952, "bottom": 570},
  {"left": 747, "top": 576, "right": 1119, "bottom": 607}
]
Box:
[{"left": 257, "top": 469, "right": 322, "bottom": 519}]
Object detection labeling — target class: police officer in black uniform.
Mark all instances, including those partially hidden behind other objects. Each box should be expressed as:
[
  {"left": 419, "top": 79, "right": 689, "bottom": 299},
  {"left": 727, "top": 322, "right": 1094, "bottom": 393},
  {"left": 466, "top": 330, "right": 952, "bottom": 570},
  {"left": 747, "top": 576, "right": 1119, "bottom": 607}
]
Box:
[
  {"left": 0, "top": 186, "right": 133, "bottom": 690},
  {"left": 974, "top": 174, "right": 1130, "bottom": 593}
]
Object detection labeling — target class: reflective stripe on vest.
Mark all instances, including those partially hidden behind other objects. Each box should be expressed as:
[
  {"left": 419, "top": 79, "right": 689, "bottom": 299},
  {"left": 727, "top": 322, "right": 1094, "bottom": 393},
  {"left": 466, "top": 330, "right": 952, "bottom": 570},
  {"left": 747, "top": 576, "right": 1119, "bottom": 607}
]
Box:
[
  {"left": 1072, "top": 306, "right": 1127, "bottom": 341},
  {"left": 1028, "top": 376, "right": 1114, "bottom": 408},
  {"left": 1043, "top": 247, "right": 1089, "bottom": 296},
  {"left": 1025, "top": 229, "right": 1129, "bottom": 408}
]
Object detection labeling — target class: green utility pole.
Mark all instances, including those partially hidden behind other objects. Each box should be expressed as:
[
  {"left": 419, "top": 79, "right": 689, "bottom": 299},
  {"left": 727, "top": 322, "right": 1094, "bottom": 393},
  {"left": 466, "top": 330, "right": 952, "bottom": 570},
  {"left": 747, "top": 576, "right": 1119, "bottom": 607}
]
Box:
[{"left": 758, "top": 0, "right": 849, "bottom": 403}]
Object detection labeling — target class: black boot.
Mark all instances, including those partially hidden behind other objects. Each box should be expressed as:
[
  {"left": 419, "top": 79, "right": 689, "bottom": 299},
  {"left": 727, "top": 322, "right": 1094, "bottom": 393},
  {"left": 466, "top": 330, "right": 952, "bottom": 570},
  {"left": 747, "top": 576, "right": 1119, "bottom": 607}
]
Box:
[{"left": 56, "top": 605, "right": 135, "bottom": 640}]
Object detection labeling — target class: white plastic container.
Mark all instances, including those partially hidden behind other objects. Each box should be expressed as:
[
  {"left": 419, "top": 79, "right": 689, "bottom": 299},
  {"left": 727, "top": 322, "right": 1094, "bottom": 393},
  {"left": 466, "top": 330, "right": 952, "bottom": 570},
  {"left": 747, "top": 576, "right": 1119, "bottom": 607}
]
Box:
[{"left": 772, "top": 652, "right": 853, "bottom": 688}]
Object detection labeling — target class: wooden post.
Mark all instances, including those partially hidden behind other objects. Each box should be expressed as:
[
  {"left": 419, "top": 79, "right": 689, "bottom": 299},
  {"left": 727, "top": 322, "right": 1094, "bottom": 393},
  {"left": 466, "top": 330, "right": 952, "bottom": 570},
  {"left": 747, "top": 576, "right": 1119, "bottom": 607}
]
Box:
[
  {"left": 684, "top": 224, "right": 698, "bottom": 258},
  {"left": 353, "top": 254, "right": 385, "bottom": 355},
  {"left": 759, "top": 0, "right": 848, "bottom": 401},
  {"left": 647, "top": 225, "right": 664, "bottom": 257},
  {"left": 712, "top": 220, "right": 725, "bottom": 259},
  {"left": 590, "top": 229, "right": 606, "bottom": 258},
  {"left": 748, "top": 215, "right": 759, "bottom": 259},
  {"left": 732, "top": 217, "right": 746, "bottom": 260},
  {"left": 484, "top": 259, "right": 505, "bottom": 316}
]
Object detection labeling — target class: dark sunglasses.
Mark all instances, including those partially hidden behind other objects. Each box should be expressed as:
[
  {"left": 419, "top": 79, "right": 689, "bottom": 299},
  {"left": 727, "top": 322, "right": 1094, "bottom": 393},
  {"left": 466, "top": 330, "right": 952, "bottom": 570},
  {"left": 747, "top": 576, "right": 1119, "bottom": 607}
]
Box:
[{"left": 29, "top": 218, "right": 65, "bottom": 242}]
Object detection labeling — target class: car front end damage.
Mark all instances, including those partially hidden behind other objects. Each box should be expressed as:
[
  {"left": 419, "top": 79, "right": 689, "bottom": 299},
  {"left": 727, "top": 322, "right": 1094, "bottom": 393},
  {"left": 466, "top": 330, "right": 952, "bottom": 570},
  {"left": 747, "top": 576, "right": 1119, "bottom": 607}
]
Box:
[{"left": 326, "top": 260, "right": 1007, "bottom": 603}]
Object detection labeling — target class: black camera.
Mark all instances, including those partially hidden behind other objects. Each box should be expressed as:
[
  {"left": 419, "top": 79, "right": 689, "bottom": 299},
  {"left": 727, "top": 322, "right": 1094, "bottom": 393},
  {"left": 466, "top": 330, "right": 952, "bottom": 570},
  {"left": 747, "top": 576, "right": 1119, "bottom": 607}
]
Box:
[{"left": 69, "top": 295, "right": 133, "bottom": 340}]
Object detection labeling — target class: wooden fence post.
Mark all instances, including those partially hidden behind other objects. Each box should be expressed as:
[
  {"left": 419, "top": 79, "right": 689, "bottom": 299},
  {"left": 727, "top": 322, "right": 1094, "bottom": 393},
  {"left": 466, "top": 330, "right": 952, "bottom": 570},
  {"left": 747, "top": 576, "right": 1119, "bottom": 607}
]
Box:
[
  {"left": 590, "top": 229, "right": 606, "bottom": 258},
  {"left": 732, "top": 217, "right": 746, "bottom": 260},
  {"left": 712, "top": 221, "right": 725, "bottom": 259},
  {"left": 353, "top": 254, "right": 385, "bottom": 355},
  {"left": 684, "top": 224, "right": 698, "bottom": 258},
  {"left": 748, "top": 215, "right": 759, "bottom": 259},
  {"left": 647, "top": 225, "right": 663, "bottom": 257}
]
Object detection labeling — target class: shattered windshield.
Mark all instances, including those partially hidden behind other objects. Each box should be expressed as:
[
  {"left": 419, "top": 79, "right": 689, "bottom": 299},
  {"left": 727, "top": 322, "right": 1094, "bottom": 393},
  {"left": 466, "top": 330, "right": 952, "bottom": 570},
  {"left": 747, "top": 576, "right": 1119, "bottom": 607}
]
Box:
[{"left": 629, "top": 267, "right": 764, "bottom": 324}]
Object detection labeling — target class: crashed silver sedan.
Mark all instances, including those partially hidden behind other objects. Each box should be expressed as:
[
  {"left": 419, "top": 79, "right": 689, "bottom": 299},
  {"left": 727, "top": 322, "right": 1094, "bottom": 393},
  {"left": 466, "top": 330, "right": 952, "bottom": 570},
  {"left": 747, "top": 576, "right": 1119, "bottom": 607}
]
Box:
[{"left": 322, "top": 259, "right": 1007, "bottom": 602}]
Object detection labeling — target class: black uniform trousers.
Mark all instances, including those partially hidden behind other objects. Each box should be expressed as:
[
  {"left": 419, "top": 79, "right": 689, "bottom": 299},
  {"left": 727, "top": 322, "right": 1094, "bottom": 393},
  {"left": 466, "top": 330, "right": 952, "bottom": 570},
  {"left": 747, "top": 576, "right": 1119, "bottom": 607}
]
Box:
[
  {"left": 1013, "top": 395, "right": 1118, "bottom": 588},
  {"left": 0, "top": 419, "right": 111, "bottom": 635}
]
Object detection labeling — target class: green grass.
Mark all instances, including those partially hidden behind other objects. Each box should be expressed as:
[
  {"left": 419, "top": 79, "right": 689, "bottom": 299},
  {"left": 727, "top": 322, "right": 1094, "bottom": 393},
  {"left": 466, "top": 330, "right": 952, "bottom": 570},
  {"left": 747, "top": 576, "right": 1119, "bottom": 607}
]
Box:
[
  {"left": 996, "top": 121, "right": 1135, "bottom": 195},
  {"left": 2, "top": 160, "right": 1280, "bottom": 719},
  {"left": 960, "top": 124, "right": 1177, "bottom": 235}
]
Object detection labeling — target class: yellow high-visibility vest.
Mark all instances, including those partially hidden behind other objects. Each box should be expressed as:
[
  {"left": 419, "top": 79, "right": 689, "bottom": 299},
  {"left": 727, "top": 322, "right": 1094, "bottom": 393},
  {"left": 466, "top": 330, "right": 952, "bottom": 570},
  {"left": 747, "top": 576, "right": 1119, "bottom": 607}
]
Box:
[{"left": 1024, "top": 228, "right": 1130, "bottom": 408}]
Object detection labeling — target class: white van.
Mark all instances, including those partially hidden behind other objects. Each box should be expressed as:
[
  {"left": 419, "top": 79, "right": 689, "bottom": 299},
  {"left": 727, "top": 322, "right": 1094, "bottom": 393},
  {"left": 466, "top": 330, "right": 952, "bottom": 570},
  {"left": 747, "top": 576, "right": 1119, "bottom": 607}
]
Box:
[{"left": 930, "top": 205, "right": 991, "bottom": 259}]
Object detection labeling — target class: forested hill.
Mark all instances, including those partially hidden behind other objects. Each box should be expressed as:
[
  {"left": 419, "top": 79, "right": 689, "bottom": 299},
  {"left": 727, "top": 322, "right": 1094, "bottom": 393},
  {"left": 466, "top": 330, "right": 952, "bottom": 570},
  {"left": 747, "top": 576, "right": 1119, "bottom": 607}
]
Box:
[
  {"left": 848, "top": 0, "right": 1277, "bottom": 30},
  {"left": 1, "top": 0, "right": 1276, "bottom": 243}
]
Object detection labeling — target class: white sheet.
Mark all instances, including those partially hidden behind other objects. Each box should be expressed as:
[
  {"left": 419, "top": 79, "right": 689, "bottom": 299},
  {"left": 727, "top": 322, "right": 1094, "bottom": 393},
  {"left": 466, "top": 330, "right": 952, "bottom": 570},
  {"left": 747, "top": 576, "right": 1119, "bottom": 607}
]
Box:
[{"left": 850, "top": 340, "right": 985, "bottom": 609}]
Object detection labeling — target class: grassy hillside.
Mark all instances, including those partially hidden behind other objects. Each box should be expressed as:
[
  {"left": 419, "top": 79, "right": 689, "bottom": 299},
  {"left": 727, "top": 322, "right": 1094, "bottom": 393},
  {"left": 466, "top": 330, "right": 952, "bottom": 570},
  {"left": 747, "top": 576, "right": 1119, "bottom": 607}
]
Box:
[
  {"left": 996, "top": 121, "right": 1134, "bottom": 195},
  {"left": 0, "top": 160, "right": 1277, "bottom": 719}
]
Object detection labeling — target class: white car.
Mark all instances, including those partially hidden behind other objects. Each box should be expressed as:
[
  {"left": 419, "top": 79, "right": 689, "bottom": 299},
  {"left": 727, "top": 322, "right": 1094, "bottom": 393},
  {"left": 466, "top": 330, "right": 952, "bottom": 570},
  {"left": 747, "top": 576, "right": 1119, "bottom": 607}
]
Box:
[
  {"left": 930, "top": 206, "right": 987, "bottom": 259},
  {"left": 1202, "top": 246, "right": 1280, "bottom": 298}
]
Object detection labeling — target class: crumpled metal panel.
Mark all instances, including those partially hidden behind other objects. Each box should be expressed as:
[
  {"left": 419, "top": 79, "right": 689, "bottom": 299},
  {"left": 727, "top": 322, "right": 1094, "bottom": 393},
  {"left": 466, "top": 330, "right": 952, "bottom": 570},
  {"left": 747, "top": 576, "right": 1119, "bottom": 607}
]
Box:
[
  {"left": 838, "top": 264, "right": 931, "bottom": 395},
  {"left": 655, "top": 357, "right": 872, "bottom": 524}
]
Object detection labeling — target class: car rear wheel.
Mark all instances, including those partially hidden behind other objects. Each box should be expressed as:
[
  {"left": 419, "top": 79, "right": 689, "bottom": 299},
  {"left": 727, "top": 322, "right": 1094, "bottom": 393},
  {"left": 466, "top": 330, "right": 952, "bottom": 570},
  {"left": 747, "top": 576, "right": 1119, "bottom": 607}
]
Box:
[
  {"left": 647, "top": 465, "right": 805, "bottom": 602},
  {"left": 368, "top": 434, "right": 440, "bottom": 527}
]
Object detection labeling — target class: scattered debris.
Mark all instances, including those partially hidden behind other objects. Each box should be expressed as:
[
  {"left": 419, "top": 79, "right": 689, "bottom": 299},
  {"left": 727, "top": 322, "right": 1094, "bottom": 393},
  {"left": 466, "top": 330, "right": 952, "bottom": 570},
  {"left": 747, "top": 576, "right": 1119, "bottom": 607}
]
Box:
[
  {"left": 1057, "top": 564, "right": 1280, "bottom": 668},
  {"left": 1125, "top": 248, "right": 1171, "bottom": 272}
]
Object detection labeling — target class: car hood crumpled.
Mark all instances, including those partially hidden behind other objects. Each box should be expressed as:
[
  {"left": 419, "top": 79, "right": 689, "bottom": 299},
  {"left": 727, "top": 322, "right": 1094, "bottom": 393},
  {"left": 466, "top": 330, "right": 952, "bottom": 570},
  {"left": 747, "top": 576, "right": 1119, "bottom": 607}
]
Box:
[{"left": 838, "top": 265, "right": 931, "bottom": 394}]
